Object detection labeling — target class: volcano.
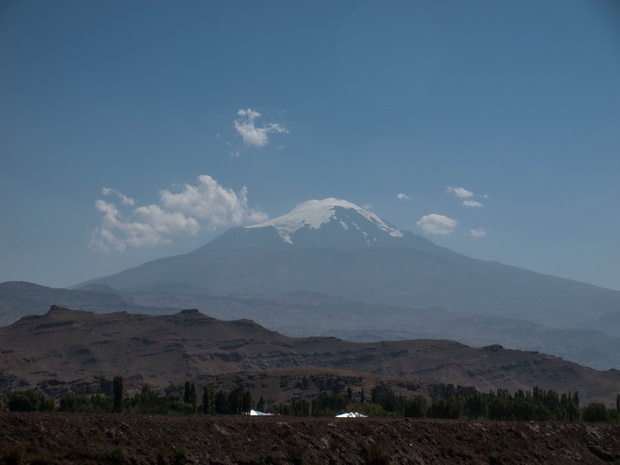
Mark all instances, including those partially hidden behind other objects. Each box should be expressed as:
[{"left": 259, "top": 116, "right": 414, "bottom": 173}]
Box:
[{"left": 80, "top": 198, "right": 620, "bottom": 334}]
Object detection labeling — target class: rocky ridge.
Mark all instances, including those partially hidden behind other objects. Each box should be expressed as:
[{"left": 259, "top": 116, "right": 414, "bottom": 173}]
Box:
[{"left": 1, "top": 306, "right": 619, "bottom": 406}]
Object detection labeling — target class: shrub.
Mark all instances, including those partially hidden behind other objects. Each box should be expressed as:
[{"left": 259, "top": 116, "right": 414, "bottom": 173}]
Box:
[
  {"left": 3, "top": 390, "right": 54, "bottom": 412},
  {"left": 360, "top": 441, "right": 389, "bottom": 465},
  {"left": 583, "top": 402, "right": 609, "bottom": 422}
]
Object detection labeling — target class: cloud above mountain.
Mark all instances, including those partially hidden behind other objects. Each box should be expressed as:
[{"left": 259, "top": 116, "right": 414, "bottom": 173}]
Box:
[
  {"left": 463, "top": 200, "right": 483, "bottom": 208},
  {"left": 447, "top": 186, "right": 473, "bottom": 198},
  {"left": 101, "top": 187, "right": 135, "bottom": 206},
  {"left": 416, "top": 214, "right": 457, "bottom": 235},
  {"left": 91, "top": 175, "right": 267, "bottom": 251},
  {"left": 234, "top": 109, "right": 288, "bottom": 147},
  {"left": 447, "top": 186, "right": 484, "bottom": 207}
]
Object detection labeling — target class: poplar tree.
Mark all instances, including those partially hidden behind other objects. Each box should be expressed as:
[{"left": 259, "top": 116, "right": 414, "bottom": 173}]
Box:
[
  {"left": 113, "top": 376, "right": 124, "bottom": 412},
  {"left": 184, "top": 381, "right": 197, "bottom": 410},
  {"left": 202, "top": 385, "right": 215, "bottom": 414}
]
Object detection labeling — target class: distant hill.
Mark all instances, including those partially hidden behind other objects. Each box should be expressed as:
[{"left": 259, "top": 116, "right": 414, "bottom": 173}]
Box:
[
  {"left": 79, "top": 198, "right": 620, "bottom": 335},
  {"left": 1, "top": 306, "right": 618, "bottom": 406},
  {"left": 2, "top": 280, "right": 620, "bottom": 370},
  {"left": 0, "top": 281, "right": 178, "bottom": 327}
]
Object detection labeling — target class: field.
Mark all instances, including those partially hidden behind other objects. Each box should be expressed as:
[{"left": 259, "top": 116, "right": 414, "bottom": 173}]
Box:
[{"left": 2, "top": 413, "right": 620, "bottom": 464}]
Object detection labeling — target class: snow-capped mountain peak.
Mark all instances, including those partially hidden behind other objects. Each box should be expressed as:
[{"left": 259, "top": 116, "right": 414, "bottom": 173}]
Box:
[
  {"left": 246, "top": 198, "right": 403, "bottom": 245},
  {"left": 195, "top": 197, "right": 438, "bottom": 252}
]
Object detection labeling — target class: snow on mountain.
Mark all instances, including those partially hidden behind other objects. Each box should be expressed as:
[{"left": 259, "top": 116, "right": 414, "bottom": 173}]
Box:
[
  {"left": 246, "top": 198, "right": 404, "bottom": 245},
  {"left": 194, "top": 197, "right": 438, "bottom": 252},
  {"left": 77, "top": 196, "right": 620, "bottom": 354}
]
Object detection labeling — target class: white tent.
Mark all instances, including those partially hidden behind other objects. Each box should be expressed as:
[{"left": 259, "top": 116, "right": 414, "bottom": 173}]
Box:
[
  {"left": 335, "top": 412, "right": 368, "bottom": 418},
  {"left": 246, "top": 409, "right": 272, "bottom": 416}
]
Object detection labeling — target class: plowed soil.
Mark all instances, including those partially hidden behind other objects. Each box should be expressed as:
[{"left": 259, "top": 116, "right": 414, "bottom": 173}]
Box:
[{"left": 1, "top": 413, "right": 620, "bottom": 465}]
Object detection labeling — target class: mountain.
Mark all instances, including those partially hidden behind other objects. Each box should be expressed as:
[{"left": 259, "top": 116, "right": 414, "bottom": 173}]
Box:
[
  {"left": 3, "top": 281, "right": 620, "bottom": 370},
  {"left": 79, "top": 198, "right": 620, "bottom": 334},
  {"left": 199, "top": 198, "right": 440, "bottom": 251},
  {"left": 2, "top": 306, "right": 619, "bottom": 406},
  {"left": 0, "top": 280, "right": 178, "bottom": 327},
  {"left": 127, "top": 291, "right": 620, "bottom": 371}
]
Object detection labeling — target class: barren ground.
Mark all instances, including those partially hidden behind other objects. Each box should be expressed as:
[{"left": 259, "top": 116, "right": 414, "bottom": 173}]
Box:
[{"left": 1, "top": 413, "right": 620, "bottom": 465}]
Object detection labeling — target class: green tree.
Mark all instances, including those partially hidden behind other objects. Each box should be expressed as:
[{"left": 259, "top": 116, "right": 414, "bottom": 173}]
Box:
[
  {"left": 583, "top": 402, "right": 609, "bottom": 422},
  {"left": 242, "top": 388, "right": 253, "bottom": 413},
  {"left": 184, "top": 382, "right": 197, "bottom": 411},
  {"left": 403, "top": 396, "right": 427, "bottom": 418},
  {"left": 370, "top": 386, "right": 399, "bottom": 412},
  {"left": 90, "top": 393, "right": 113, "bottom": 412},
  {"left": 228, "top": 385, "right": 253, "bottom": 414},
  {"left": 113, "top": 375, "right": 124, "bottom": 412},
  {"left": 429, "top": 396, "right": 463, "bottom": 419},
  {"left": 183, "top": 382, "right": 191, "bottom": 403},
  {"left": 275, "top": 403, "right": 291, "bottom": 416},
  {"left": 214, "top": 389, "right": 229, "bottom": 414},
  {"left": 290, "top": 399, "right": 311, "bottom": 416},
  {"left": 312, "top": 393, "right": 349, "bottom": 416},
  {"left": 463, "top": 392, "right": 487, "bottom": 419},
  {"left": 4, "top": 390, "right": 54, "bottom": 412},
  {"left": 59, "top": 394, "right": 96, "bottom": 412},
  {"left": 202, "top": 385, "right": 215, "bottom": 414},
  {"left": 129, "top": 385, "right": 173, "bottom": 414}
]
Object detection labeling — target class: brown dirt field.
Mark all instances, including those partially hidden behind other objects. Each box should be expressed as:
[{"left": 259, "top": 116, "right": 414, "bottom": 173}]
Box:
[{"left": 1, "top": 413, "right": 620, "bottom": 465}]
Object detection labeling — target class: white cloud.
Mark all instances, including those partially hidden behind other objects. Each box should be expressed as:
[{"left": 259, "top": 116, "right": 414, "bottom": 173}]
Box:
[
  {"left": 91, "top": 200, "right": 168, "bottom": 251},
  {"left": 396, "top": 193, "right": 410, "bottom": 200},
  {"left": 160, "top": 175, "right": 267, "bottom": 228},
  {"left": 102, "top": 187, "right": 134, "bottom": 206},
  {"left": 91, "top": 175, "right": 267, "bottom": 250},
  {"left": 416, "top": 214, "right": 457, "bottom": 236},
  {"left": 134, "top": 204, "right": 200, "bottom": 236},
  {"left": 470, "top": 228, "right": 488, "bottom": 238},
  {"left": 446, "top": 186, "right": 474, "bottom": 198},
  {"left": 463, "top": 200, "right": 483, "bottom": 207},
  {"left": 447, "top": 186, "right": 485, "bottom": 207},
  {"left": 234, "top": 108, "right": 288, "bottom": 147}
]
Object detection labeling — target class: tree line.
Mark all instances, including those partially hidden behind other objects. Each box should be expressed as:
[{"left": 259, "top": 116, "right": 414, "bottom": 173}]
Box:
[
  {"left": 2, "top": 378, "right": 619, "bottom": 422},
  {"left": 0, "top": 377, "right": 254, "bottom": 416},
  {"left": 275, "top": 384, "right": 619, "bottom": 422}
]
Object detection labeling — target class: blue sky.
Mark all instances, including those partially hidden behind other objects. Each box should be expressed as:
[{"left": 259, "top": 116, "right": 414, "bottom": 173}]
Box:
[{"left": 1, "top": 0, "right": 619, "bottom": 290}]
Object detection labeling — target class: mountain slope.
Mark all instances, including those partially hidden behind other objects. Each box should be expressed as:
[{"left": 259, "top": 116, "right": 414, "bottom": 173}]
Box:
[
  {"left": 1, "top": 306, "right": 619, "bottom": 405},
  {"left": 80, "top": 199, "right": 620, "bottom": 334}
]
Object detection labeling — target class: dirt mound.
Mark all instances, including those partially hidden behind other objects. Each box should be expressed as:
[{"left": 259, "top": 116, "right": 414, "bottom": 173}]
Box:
[{"left": 1, "top": 413, "right": 620, "bottom": 464}]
